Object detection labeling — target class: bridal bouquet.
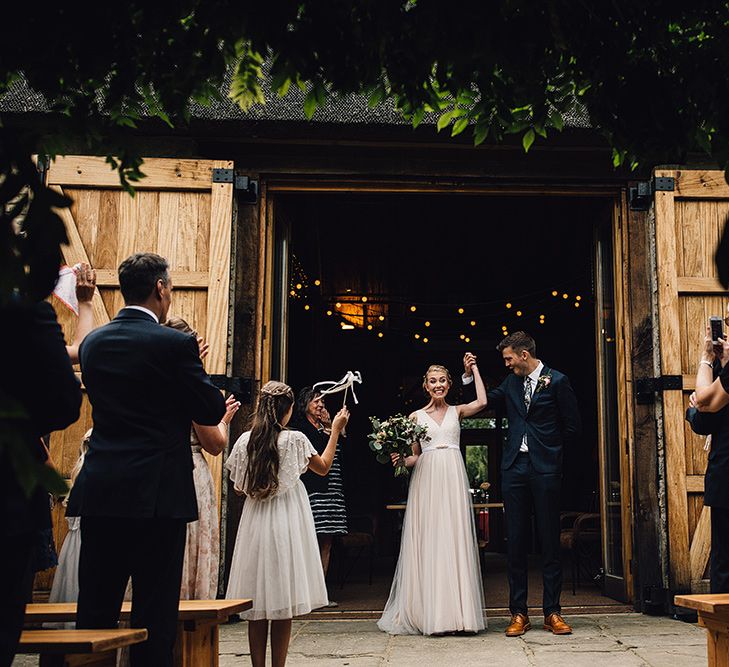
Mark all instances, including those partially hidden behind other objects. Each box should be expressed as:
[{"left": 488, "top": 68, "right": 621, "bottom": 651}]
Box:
[{"left": 367, "top": 414, "right": 430, "bottom": 477}]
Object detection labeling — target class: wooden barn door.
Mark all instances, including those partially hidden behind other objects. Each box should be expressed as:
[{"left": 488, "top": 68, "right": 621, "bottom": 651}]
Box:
[
  {"left": 653, "top": 168, "right": 729, "bottom": 593},
  {"left": 37, "top": 155, "right": 234, "bottom": 591}
]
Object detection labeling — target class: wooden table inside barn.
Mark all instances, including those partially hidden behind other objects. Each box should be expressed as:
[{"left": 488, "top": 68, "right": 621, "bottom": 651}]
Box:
[
  {"left": 674, "top": 594, "right": 729, "bottom": 666},
  {"left": 24, "top": 599, "right": 252, "bottom": 667}
]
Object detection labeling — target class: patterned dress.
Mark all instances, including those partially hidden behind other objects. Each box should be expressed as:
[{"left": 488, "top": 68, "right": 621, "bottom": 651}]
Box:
[
  {"left": 297, "top": 418, "right": 347, "bottom": 535},
  {"left": 179, "top": 428, "right": 219, "bottom": 599}
]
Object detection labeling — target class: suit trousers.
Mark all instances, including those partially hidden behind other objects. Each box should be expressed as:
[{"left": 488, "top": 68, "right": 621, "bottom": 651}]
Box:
[
  {"left": 77, "top": 516, "right": 187, "bottom": 667},
  {"left": 0, "top": 531, "right": 34, "bottom": 667},
  {"left": 502, "top": 452, "right": 562, "bottom": 616},
  {"left": 711, "top": 505, "right": 729, "bottom": 593}
]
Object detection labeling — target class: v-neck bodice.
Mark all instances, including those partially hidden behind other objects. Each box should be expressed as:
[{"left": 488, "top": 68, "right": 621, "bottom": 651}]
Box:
[{"left": 417, "top": 405, "right": 461, "bottom": 452}]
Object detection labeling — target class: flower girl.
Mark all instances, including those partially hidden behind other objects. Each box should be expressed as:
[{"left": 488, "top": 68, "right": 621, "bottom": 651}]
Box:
[{"left": 225, "top": 381, "right": 349, "bottom": 667}]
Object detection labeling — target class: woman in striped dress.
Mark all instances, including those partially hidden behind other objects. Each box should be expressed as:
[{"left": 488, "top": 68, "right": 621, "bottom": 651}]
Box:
[{"left": 293, "top": 387, "right": 347, "bottom": 603}]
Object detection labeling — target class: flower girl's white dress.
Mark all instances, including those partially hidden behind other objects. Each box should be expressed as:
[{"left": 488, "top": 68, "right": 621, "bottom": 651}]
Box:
[
  {"left": 378, "top": 405, "right": 486, "bottom": 634},
  {"left": 225, "top": 429, "right": 329, "bottom": 620}
]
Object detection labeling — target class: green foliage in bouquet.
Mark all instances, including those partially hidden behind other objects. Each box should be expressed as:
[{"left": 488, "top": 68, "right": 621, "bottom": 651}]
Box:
[{"left": 368, "top": 414, "right": 430, "bottom": 477}]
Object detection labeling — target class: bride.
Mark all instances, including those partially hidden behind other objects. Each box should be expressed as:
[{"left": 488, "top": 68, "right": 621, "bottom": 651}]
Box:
[{"left": 378, "top": 360, "right": 488, "bottom": 635}]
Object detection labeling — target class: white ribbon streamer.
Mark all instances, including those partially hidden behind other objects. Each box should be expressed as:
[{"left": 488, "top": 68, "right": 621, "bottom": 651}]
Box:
[{"left": 313, "top": 370, "right": 363, "bottom": 405}]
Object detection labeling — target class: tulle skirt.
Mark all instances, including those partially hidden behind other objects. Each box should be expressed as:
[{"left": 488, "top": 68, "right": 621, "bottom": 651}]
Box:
[
  {"left": 226, "top": 480, "right": 328, "bottom": 620},
  {"left": 378, "top": 449, "right": 486, "bottom": 635}
]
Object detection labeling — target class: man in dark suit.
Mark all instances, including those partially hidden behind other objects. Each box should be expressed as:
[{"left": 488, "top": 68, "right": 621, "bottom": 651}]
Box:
[
  {"left": 1, "top": 300, "right": 82, "bottom": 667},
  {"left": 690, "top": 320, "right": 729, "bottom": 594},
  {"left": 68, "top": 252, "right": 225, "bottom": 666},
  {"left": 463, "top": 331, "right": 580, "bottom": 637}
]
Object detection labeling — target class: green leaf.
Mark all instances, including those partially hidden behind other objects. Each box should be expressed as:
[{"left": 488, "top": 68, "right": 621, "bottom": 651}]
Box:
[
  {"left": 411, "top": 107, "right": 425, "bottom": 128},
  {"left": 522, "top": 128, "right": 536, "bottom": 153},
  {"left": 474, "top": 124, "right": 489, "bottom": 146},
  {"left": 549, "top": 110, "right": 565, "bottom": 131},
  {"left": 368, "top": 85, "right": 385, "bottom": 108},
  {"left": 437, "top": 110, "right": 455, "bottom": 132},
  {"left": 303, "top": 89, "right": 318, "bottom": 119}
]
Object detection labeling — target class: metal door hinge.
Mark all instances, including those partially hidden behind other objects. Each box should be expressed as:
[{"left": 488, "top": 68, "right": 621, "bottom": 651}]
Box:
[
  {"left": 635, "top": 375, "right": 683, "bottom": 404},
  {"left": 212, "top": 168, "right": 234, "bottom": 183},
  {"left": 212, "top": 170, "right": 258, "bottom": 203},
  {"left": 629, "top": 176, "right": 675, "bottom": 211}
]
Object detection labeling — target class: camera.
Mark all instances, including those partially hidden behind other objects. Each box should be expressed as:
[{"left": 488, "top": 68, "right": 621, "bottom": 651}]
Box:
[{"left": 710, "top": 315, "right": 724, "bottom": 345}]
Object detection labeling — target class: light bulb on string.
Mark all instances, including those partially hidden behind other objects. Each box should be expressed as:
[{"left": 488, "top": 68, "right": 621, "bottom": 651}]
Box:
[
  {"left": 470, "top": 320, "right": 476, "bottom": 327},
  {"left": 304, "top": 304, "right": 310, "bottom": 311},
  {"left": 458, "top": 308, "right": 464, "bottom": 314},
  {"left": 367, "top": 324, "right": 373, "bottom": 330},
  {"left": 562, "top": 293, "right": 568, "bottom": 299},
  {"left": 516, "top": 310, "right": 522, "bottom": 317},
  {"left": 295, "top": 283, "right": 302, "bottom": 290},
  {"left": 314, "top": 279, "right": 321, "bottom": 286},
  {"left": 575, "top": 302, "right": 580, "bottom": 308},
  {"left": 290, "top": 290, "right": 296, "bottom": 296},
  {"left": 465, "top": 337, "right": 471, "bottom": 343},
  {"left": 361, "top": 296, "right": 368, "bottom": 303},
  {"left": 378, "top": 332, "right": 384, "bottom": 338},
  {"left": 425, "top": 321, "right": 431, "bottom": 327},
  {"left": 326, "top": 310, "right": 332, "bottom": 316},
  {"left": 576, "top": 295, "right": 582, "bottom": 301},
  {"left": 378, "top": 315, "right": 385, "bottom": 321},
  {"left": 551, "top": 291, "right": 558, "bottom": 297},
  {"left": 459, "top": 334, "right": 465, "bottom": 340},
  {"left": 506, "top": 303, "right": 512, "bottom": 309},
  {"left": 410, "top": 305, "right": 417, "bottom": 312},
  {"left": 414, "top": 334, "right": 421, "bottom": 340},
  {"left": 335, "top": 302, "right": 341, "bottom": 309},
  {"left": 423, "top": 337, "right": 429, "bottom": 343}
]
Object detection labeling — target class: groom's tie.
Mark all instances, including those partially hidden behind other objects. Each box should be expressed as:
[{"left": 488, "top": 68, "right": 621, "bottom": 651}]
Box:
[{"left": 524, "top": 376, "right": 532, "bottom": 411}]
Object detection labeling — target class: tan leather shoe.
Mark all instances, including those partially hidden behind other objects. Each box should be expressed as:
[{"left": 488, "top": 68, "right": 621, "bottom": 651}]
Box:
[
  {"left": 505, "top": 613, "right": 531, "bottom": 636},
  {"left": 543, "top": 612, "right": 572, "bottom": 634}
]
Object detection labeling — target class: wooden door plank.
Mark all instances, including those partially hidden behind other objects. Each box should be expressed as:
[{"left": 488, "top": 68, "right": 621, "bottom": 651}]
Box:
[
  {"left": 690, "top": 505, "right": 712, "bottom": 584},
  {"left": 93, "top": 269, "right": 209, "bottom": 288},
  {"left": 654, "top": 170, "right": 692, "bottom": 588},
  {"left": 674, "top": 170, "right": 729, "bottom": 198},
  {"left": 204, "top": 161, "right": 234, "bottom": 510},
  {"left": 677, "top": 277, "right": 729, "bottom": 294},
  {"left": 48, "top": 156, "right": 216, "bottom": 191}
]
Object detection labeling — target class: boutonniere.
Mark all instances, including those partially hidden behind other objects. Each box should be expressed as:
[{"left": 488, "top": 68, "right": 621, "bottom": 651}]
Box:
[{"left": 535, "top": 373, "right": 552, "bottom": 393}]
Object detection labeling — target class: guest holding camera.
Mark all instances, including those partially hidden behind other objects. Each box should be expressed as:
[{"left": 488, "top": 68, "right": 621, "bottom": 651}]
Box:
[{"left": 692, "top": 312, "right": 729, "bottom": 592}]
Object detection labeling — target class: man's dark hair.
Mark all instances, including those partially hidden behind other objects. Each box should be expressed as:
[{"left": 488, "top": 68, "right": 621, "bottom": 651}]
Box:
[
  {"left": 118, "top": 253, "right": 169, "bottom": 304},
  {"left": 497, "top": 331, "right": 536, "bottom": 356}
]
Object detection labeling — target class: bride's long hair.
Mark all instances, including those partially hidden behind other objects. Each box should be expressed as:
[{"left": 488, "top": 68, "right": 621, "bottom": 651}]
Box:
[{"left": 244, "top": 381, "right": 294, "bottom": 499}]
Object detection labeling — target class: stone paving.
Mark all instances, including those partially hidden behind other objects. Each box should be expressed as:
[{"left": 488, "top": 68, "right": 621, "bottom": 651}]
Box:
[
  {"left": 12, "top": 613, "right": 708, "bottom": 666},
  {"left": 216, "top": 613, "right": 707, "bottom": 667}
]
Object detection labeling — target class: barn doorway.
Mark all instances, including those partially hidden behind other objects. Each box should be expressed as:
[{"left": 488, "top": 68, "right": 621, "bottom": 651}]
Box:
[{"left": 264, "top": 187, "right": 631, "bottom": 614}]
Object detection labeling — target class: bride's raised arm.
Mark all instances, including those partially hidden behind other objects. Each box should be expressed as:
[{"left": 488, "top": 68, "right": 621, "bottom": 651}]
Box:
[{"left": 458, "top": 359, "right": 487, "bottom": 419}]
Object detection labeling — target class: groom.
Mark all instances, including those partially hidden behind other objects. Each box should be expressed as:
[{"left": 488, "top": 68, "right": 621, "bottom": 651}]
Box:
[{"left": 463, "top": 332, "right": 580, "bottom": 636}]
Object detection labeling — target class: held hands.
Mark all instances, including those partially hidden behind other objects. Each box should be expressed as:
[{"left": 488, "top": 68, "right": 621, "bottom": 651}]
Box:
[
  {"left": 463, "top": 351, "right": 478, "bottom": 377},
  {"left": 331, "top": 407, "right": 350, "bottom": 433},
  {"left": 222, "top": 395, "right": 241, "bottom": 425},
  {"left": 74, "top": 262, "right": 96, "bottom": 303}
]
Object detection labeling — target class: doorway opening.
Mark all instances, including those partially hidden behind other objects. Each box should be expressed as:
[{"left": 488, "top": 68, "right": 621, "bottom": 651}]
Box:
[{"left": 268, "top": 189, "right": 629, "bottom": 614}]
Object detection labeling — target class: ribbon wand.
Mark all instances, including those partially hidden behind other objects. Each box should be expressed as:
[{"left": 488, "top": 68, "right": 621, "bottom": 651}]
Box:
[{"left": 313, "top": 371, "right": 362, "bottom": 437}]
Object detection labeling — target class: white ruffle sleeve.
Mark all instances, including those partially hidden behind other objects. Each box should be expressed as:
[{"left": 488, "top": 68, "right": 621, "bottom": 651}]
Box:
[
  {"left": 225, "top": 431, "right": 251, "bottom": 493},
  {"left": 276, "top": 430, "right": 317, "bottom": 495}
]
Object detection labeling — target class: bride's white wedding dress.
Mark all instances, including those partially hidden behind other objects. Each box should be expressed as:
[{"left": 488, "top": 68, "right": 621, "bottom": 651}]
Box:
[{"left": 378, "top": 405, "right": 486, "bottom": 635}]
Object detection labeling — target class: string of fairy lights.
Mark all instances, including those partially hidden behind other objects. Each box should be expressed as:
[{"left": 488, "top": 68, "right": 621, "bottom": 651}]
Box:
[{"left": 289, "top": 255, "right": 588, "bottom": 344}]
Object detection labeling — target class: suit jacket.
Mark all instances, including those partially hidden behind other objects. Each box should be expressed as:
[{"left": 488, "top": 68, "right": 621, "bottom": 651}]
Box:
[
  {"left": 686, "top": 405, "right": 729, "bottom": 508},
  {"left": 67, "top": 308, "right": 225, "bottom": 520},
  {"left": 1, "top": 301, "right": 82, "bottom": 536},
  {"left": 486, "top": 366, "right": 581, "bottom": 474}
]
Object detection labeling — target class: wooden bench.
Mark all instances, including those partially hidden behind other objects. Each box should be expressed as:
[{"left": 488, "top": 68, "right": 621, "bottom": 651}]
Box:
[
  {"left": 675, "top": 593, "right": 729, "bottom": 666},
  {"left": 25, "top": 599, "right": 252, "bottom": 667},
  {"left": 17, "top": 628, "right": 147, "bottom": 666}
]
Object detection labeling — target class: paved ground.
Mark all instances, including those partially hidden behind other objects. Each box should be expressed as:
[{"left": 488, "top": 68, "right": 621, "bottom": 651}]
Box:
[
  {"left": 218, "top": 613, "right": 707, "bottom": 666},
  {"left": 13, "top": 613, "right": 708, "bottom": 666}
]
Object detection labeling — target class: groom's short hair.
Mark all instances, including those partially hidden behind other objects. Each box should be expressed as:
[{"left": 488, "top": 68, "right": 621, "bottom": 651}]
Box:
[
  {"left": 119, "top": 252, "right": 169, "bottom": 304},
  {"left": 497, "top": 331, "right": 536, "bottom": 357}
]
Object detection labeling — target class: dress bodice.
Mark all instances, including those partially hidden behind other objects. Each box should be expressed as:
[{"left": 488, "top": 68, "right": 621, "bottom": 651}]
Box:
[{"left": 417, "top": 405, "right": 461, "bottom": 452}]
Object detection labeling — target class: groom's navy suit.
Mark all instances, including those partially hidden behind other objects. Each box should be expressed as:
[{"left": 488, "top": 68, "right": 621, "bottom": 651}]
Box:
[
  {"left": 68, "top": 308, "right": 225, "bottom": 667},
  {"left": 484, "top": 365, "right": 580, "bottom": 616}
]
